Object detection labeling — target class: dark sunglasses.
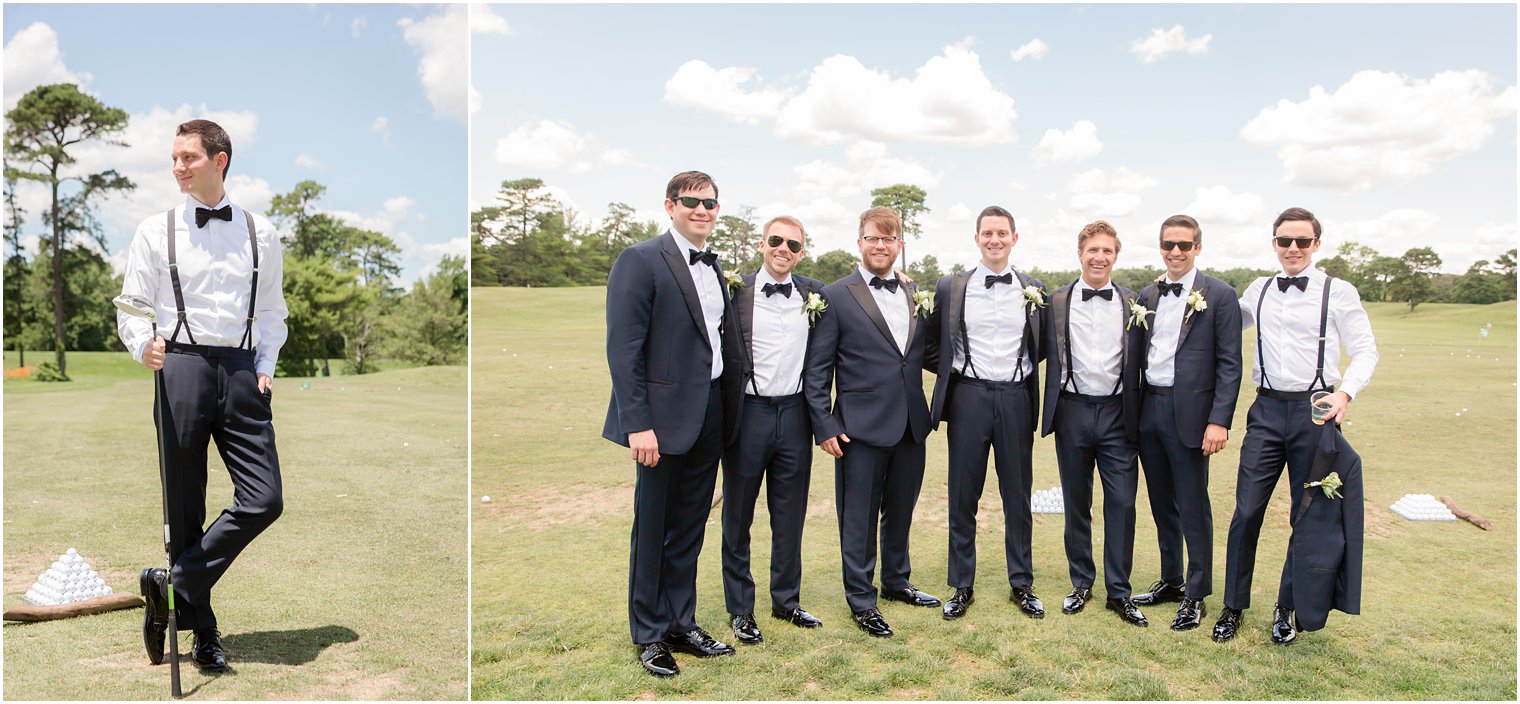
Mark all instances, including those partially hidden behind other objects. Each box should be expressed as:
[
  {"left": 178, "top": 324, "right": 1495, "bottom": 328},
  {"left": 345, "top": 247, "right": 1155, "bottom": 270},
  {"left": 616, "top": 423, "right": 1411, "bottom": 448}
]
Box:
[
  {"left": 1274, "top": 236, "right": 1317, "bottom": 249},
  {"left": 673, "top": 196, "right": 719, "bottom": 210},
  {"left": 1159, "top": 240, "right": 1197, "bottom": 252},
  {"left": 766, "top": 234, "right": 802, "bottom": 253}
]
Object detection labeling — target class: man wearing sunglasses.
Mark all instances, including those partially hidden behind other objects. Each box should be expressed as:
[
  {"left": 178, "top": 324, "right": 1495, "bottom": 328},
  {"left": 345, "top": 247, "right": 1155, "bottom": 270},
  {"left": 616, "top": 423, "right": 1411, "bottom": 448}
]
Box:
[
  {"left": 1213, "top": 207, "right": 1377, "bottom": 644},
  {"left": 603, "top": 171, "right": 743, "bottom": 677},
  {"left": 720, "top": 216, "right": 826, "bottom": 647},
  {"left": 925, "top": 206, "right": 1048, "bottom": 621},
  {"left": 1129, "top": 215, "right": 1243, "bottom": 633},
  {"left": 805, "top": 206, "right": 939, "bottom": 639}
]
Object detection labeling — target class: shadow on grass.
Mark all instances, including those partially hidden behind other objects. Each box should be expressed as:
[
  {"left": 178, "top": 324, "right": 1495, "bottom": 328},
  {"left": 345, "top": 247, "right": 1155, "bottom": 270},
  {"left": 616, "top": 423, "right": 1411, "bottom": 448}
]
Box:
[{"left": 220, "top": 624, "right": 359, "bottom": 665}]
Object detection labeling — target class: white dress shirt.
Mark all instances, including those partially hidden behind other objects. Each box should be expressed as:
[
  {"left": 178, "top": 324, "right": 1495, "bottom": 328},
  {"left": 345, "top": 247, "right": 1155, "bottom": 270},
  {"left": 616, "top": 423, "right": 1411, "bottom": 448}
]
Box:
[
  {"left": 117, "top": 195, "right": 289, "bottom": 378},
  {"left": 750, "top": 269, "right": 807, "bottom": 396},
  {"left": 859, "top": 265, "right": 908, "bottom": 354},
  {"left": 1068, "top": 279, "right": 1124, "bottom": 395},
  {"left": 954, "top": 264, "right": 1032, "bottom": 381},
  {"left": 1144, "top": 267, "right": 1198, "bottom": 387},
  {"left": 1240, "top": 265, "right": 1379, "bottom": 398},
  {"left": 670, "top": 230, "right": 726, "bottom": 380}
]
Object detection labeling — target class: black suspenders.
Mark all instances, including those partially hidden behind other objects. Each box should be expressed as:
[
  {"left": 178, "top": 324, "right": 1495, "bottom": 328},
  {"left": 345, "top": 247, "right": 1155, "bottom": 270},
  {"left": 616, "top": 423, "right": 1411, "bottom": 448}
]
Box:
[
  {"left": 959, "top": 274, "right": 1027, "bottom": 382},
  {"left": 1061, "top": 281, "right": 1124, "bottom": 396},
  {"left": 164, "top": 206, "right": 260, "bottom": 350},
  {"left": 1255, "top": 275, "right": 1334, "bottom": 391}
]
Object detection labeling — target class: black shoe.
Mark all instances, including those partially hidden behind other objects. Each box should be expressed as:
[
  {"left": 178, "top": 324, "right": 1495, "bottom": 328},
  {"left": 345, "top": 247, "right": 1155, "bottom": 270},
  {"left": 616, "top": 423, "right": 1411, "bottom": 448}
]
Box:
[
  {"left": 771, "top": 606, "right": 823, "bottom": 628},
  {"left": 1130, "top": 579, "right": 1185, "bottom": 606},
  {"left": 638, "top": 642, "right": 679, "bottom": 677},
  {"left": 942, "top": 587, "right": 974, "bottom": 620},
  {"left": 1171, "top": 597, "right": 1205, "bottom": 631},
  {"left": 191, "top": 629, "right": 227, "bottom": 671},
  {"left": 1212, "top": 606, "right": 1242, "bottom": 642},
  {"left": 851, "top": 608, "right": 893, "bottom": 638},
  {"left": 1270, "top": 605, "right": 1298, "bottom": 645},
  {"left": 730, "top": 613, "right": 763, "bottom": 645},
  {"left": 1061, "top": 587, "right": 1092, "bottom": 615},
  {"left": 1105, "top": 597, "right": 1149, "bottom": 627},
  {"left": 664, "top": 627, "right": 735, "bottom": 657},
  {"left": 881, "top": 584, "right": 941, "bottom": 607},
  {"left": 1009, "top": 585, "right": 1045, "bottom": 618},
  {"left": 139, "top": 568, "right": 167, "bottom": 666}
]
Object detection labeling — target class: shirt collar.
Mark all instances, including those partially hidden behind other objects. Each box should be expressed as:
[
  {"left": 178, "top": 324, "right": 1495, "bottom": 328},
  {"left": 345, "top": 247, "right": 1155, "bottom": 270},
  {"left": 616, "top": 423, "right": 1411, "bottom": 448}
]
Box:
[
  {"left": 186, "top": 193, "right": 232, "bottom": 211},
  {"left": 973, "top": 263, "right": 1014, "bottom": 279},
  {"left": 1165, "top": 267, "right": 1198, "bottom": 289},
  {"left": 668, "top": 228, "right": 707, "bottom": 255},
  {"left": 1275, "top": 265, "right": 1322, "bottom": 280},
  {"left": 859, "top": 265, "right": 896, "bottom": 283},
  {"left": 1075, "top": 277, "right": 1113, "bottom": 292},
  {"left": 755, "top": 268, "right": 793, "bottom": 287}
]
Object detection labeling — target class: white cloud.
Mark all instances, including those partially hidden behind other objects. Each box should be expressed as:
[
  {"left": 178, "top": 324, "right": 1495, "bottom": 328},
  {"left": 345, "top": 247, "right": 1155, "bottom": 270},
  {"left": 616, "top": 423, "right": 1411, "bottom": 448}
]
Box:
[
  {"left": 494, "top": 119, "right": 592, "bottom": 172},
  {"left": 1064, "top": 167, "right": 1158, "bottom": 218},
  {"left": 3, "top": 22, "right": 93, "bottom": 110},
  {"left": 1010, "top": 38, "right": 1049, "bottom": 62},
  {"left": 1130, "top": 25, "right": 1212, "bottom": 64},
  {"left": 226, "top": 174, "right": 275, "bottom": 217},
  {"left": 398, "top": 5, "right": 468, "bottom": 122},
  {"left": 1240, "top": 69, "right": 1518, "bottom": 192},
  {"left": 669, "top": 42, "right": 1018, "bottom": 145},
  {"left": 294, "top": 154, "right": 325, "bottom": 170},
  {"left": 417, "top": 236, "right": 469, "bottom": 278},
  {"left": 369, "top": 116, "right": 391, "bottom": 144},
  {"left": 1033, "top": 120, "right": 1102, "bottom": 165},
  {"left": 471, "top": 5, "right": 512, "bottom": 35},
  {"left": 351, "top": 17, "right": 367, "bottom": 38},
  {"left": 325, "top": 195, "right": 414, "bottom": 234},
  {"left": 1179, "top": 185, "right": 1265, "bottom": 227}
]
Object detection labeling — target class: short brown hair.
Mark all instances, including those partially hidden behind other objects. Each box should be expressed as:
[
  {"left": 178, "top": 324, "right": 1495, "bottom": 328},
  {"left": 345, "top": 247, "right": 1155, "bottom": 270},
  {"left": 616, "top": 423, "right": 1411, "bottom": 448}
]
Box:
[
  {"left": 666, "top": 171, "right": 718, "bottom": 200},
  {"left": 176, "top": 119, "right": 231, "bottom": 182},
  {"left": 762, "top": 215, "right": 806, "bottom": 242},
  {"left": 1078, "top": 220, "right": 1121, "bottom": 253},
  {"left": 858, "top": 206, "right": 902, "bottom": 239},
  {"left": 1273, "top": 207, "right": 1321, "bottom": 238},
  {"left": 1160, "top": 214, "right": 1202, "bottom": 245},
  {"left": 975, "top": 205, "right": 1016, "bottom": 234}
]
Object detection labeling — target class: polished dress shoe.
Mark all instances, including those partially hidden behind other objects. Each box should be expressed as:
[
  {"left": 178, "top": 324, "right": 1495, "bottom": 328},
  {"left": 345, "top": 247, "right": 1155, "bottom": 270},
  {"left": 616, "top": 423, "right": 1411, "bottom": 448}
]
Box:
[
  {"left": 772, "top": 606, "right": 823, "bottom": 628},
  {"left": 1105, "top": 597, "right": 1149, "bottom": 627},
  {"left": 638, "top": 642, "right": 679, "bottom": 677},
  {"left": 852, "top": 608, "right": 893, "bottom": 638},
  {"left": 1061, "top": 587, "right": 1092, "bottom": 615},
  {"left": 730, "top": 613, "right": 763, "bottom": 645},
  {"left": 1270, "top": 605, "right": 1297, "bottom": 645},
  {"left": 1008, "top": 585, "right": 1045, "bottom": 618},
  {"left": 191, "top": 629, "right": 227, "bottom": 671},
  {"left": 942, "top": 587, "right": 974, "bottom": 620},
  {"left": 1130, "top": 579, "right": 1185, "bottom": 606},
  {"left": 664, "top": 627, "right": 735, "bottom": 657},
  {"left": 1211, "top": 606, "right": 1242, "bottom": 642},
  {"left": 1171, "top": 597, "right": 1205, "bottom": 631},
  {"left": 139, "top": 568, "right": 168, "bottom": 665},
  {"left": 882, "top": 584, "right": 941, "bottom": 607}
]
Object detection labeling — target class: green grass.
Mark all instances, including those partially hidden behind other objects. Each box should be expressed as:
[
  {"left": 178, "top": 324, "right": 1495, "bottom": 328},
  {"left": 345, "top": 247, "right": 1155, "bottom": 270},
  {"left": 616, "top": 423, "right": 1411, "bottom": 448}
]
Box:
[
  {"left": 4, "top": 354, "right": 468, "bottom": 700},
  {"left": 471, "top": 287, "right": 1516, "bottom": 700}
]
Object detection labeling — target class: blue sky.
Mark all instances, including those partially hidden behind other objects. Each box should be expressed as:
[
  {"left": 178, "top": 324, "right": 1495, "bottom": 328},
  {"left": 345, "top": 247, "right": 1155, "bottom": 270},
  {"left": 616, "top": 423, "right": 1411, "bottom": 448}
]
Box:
[
  {"left": 472, "top": 3, "right": 1517, "bottom": 274},
  {"left": 4, "top": 3, "right": 468, "bottom": 284}
]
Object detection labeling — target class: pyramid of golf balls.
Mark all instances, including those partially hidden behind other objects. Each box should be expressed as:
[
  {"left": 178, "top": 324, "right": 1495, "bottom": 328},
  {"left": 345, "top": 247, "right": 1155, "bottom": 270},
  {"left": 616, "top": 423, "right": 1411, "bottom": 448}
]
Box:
[
  {"left": 1031, "top": 486, "right": 1065, "bottom": 514},
  {"left": 22, "top": 548, "right": 114, "bottom": 606},
  {"left": 1389, "top": 494, "right": 1457, "bottom": 521}
]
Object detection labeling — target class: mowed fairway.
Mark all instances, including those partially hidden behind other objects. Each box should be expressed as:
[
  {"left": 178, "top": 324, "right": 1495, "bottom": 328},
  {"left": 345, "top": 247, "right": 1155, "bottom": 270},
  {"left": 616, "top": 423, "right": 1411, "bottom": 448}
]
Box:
[
  {"left": 472, "top": 286, "right": 1516, "bottom": 700},
  {"left": 4, "top": 355, "right": 468, "bottom": 700}
]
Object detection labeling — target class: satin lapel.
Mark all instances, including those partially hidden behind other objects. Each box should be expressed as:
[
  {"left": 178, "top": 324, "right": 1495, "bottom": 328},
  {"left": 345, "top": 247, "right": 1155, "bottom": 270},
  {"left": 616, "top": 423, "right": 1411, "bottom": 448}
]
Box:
[
  {"left": 949, "top": 270, "right": 972, "bottom": 345},
  {"left": 1052, "top": 285, "right": 1071, "bottom": 375},
  {"left": 1118, "top": 287, "right": 1133, "bottom": 371},
  {"left": 847, "top": 276, "right": 900, "bottom": 356},
  {"left": 905, "top": 282, "right": 919, "bottom": 347},
  {"left": 1177, "top": 274, "right": 1202, "bottom": 348},
  {"left": 1140, "top": 286, "right": 1158, "bottom": 370},
  {"left": 1015, "top": 270, "right": 1041, "bottom": 361},
  {"left": 738, "top": 274, "right": 757, "bottom": 369},
  {"left": 659, "top": 238, "right": 708, "bottom": 348}
]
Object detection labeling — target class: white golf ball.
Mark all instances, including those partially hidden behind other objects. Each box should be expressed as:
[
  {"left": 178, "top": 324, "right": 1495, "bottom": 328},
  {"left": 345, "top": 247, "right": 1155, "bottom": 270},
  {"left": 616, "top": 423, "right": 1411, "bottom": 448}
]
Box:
[
  {"left": 481, "top": 495, "right": 491, "bottom": 503},
  {"left": 403, "top": 442, "right": 410, "bottom": 447}
]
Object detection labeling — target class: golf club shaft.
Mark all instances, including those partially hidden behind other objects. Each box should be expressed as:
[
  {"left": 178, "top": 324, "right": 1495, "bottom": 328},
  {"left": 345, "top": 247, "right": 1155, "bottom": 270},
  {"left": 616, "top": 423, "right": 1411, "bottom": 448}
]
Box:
[{"left": 152, "top": 323, "right": 183, "bottom": 698}]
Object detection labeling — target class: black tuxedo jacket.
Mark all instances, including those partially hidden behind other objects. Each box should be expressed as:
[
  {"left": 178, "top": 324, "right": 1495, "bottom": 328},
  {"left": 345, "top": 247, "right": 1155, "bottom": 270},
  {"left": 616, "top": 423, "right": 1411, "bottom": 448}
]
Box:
[
  {"left": 1288, "top": 424, "right": 1363, "bottom": 631},
  {"left": 1039, "top": 281, "right": 1141, "bottom": 441},
  {"left": 924, "top": 268, "right": 1046, "bottom": 429},
  {"left": 803, "top": 270, "right": 931, "bottom": 447},
  {"left": 602, "top": 233, "right": 741, "bottom": 454},
  {"left": 1132, "top": 271, "right": 1243, "bottom": 447},
  {"left": 730, "top": 272, "right": 824, "bottom": 430}
]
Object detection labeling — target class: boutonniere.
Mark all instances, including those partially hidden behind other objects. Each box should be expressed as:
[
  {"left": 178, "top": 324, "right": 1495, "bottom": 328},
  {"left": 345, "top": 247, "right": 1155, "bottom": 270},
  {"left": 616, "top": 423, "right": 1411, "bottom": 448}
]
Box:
[
  {"left": 912, "top": 289, "right": 934, "bottom": 318},
  {"left": 1304, "top": 471, "right": 1343, "bottom": 499},
  {"left": 722, "top": 269, "right": 744, "bottom": 291},
  {"left": 1021, "top": 285, "right": 1047, "bottom": 316},
  {"left": 1183, "top": 288, "right": 1208, "bottom": 322},
  {"left": 1127, "top": 299, "right": 1154, "bottom": 331},
  {"left": 802, "top": 291, "right": 827, "bottom": 327}
]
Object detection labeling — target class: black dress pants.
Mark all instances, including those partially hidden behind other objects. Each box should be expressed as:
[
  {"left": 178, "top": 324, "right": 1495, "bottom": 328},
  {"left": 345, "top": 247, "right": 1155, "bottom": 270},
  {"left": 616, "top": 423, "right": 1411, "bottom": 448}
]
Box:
[
  {"left": 1137, "top": 390, "right": 1213, "bottom": 599},
  {"left": 1053, "top": 392, "right": 1137, "bottom": 598},
  {"left": 836, "top": 430, "right": 925, "bottom": 613},
  {"left": 1222, "top": 394, "right": 1318, "bottom": 611},
  {"left": 720, "top": 393, "right": 812, "bottom": 616},
  {"left": 944, "top": 376, "right": 1036, "bottom": 590}
]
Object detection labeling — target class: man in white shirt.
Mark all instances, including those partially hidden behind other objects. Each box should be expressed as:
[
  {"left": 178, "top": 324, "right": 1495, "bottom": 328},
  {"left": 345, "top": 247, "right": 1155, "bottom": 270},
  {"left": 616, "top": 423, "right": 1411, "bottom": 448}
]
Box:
[
  {"left": 1038, "top": 221, "right": 1148, "bottom": 626},
  {"left": 720, "top": 216, "right": 826, "bottom": 645},
  {"left": 118, "top": 119, "right": 289, "bottom": 672},
  {"left": 925, "top": 206, "right": 1048, "bottom": 620},
  {"left": 1212, "top": 207, "right": 1378, "bottom": 645}
]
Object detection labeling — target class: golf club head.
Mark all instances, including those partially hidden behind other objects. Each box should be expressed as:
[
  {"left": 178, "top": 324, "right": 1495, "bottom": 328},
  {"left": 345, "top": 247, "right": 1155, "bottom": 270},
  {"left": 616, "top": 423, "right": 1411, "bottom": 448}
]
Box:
[{"left": 112, "top": 294, "right": 156, "bottom": 320}]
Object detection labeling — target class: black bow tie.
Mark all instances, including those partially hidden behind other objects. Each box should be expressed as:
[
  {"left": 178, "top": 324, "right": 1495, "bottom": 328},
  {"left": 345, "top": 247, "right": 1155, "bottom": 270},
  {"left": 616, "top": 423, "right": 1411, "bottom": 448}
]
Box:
[
  {"left": 762, "top": 282, "right": 792, "bottom": 298},
  {"left": 1159, "top": 282, "right": 1184, "bottom": 297},
  {"left": 195, "top": 205, "right": 232, "bottom": 228},
  {"left": 1082, "top": 287, "right": 1114, "bottom": 301},
  {"left": 689, "top": 249, "right": 718, "bottom": 267},
  {"left": 985, "top": 273, "right": 1013, "bottom": 289},
  {"left": 1277, "top": 276, "right": 1308, "bottom": 293},
  {"left": 869, "top": 276, "right": 900, "bottom": 293}
]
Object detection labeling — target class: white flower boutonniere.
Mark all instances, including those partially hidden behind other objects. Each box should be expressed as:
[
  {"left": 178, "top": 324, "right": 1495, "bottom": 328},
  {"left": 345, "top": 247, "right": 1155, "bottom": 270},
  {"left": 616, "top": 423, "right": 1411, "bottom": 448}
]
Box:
[
  {"left": 722, "top": 269, "right": 744, "bottom": 291},
  {"left": 1304, "top": 471, "right": 1344, "bottom": 499},
  {"left": 1184, "top": 288, "right": 1208, "bottom": 322},
  {"left": 802, "top": 291, "right": 827, "bottom": 327},
  {"left": 1127, "top": 299, "right": 1154, "bottom": 331},
  {"left": 912, "top": 289, "right": 934, "bottom": 318},
  {"left": 1021, "top": 285, "right": 1047, "bottom": 317}
]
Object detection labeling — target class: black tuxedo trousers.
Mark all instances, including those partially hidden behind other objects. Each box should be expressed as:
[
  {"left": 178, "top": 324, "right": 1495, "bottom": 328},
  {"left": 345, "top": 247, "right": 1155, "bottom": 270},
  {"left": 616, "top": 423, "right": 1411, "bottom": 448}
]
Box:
[
  {"left": 944, "top": 376, "right": 1036, "bottom": 590},
  {"left": 720, "top": 393, "right": 812, "bottom": 616},
  {"left": 1223, "top": 394, "right": 1320, "bottom": 611},
  {"left": 1053, "top": 392, "right": 1137, "bottom": 598},
  {"left": 1138, "top": 389, "right": 1214, "bottom": 599},
  {"left": 836, "top": 430, "right": 925, "bottom": 613}
]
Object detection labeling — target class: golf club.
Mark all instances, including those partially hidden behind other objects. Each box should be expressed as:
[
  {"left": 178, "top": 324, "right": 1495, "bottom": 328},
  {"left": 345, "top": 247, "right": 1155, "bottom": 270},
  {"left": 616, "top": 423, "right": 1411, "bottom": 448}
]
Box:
[{"left": 113, "top": 294, "right": 183, "bottom": 699}]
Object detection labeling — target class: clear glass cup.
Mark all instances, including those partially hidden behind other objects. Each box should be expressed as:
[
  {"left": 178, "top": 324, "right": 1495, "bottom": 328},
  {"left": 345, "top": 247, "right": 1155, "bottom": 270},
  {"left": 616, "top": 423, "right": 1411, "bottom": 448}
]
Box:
[{"left": 1310, "top": 390, "right": 1334, "bottom": 425}]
